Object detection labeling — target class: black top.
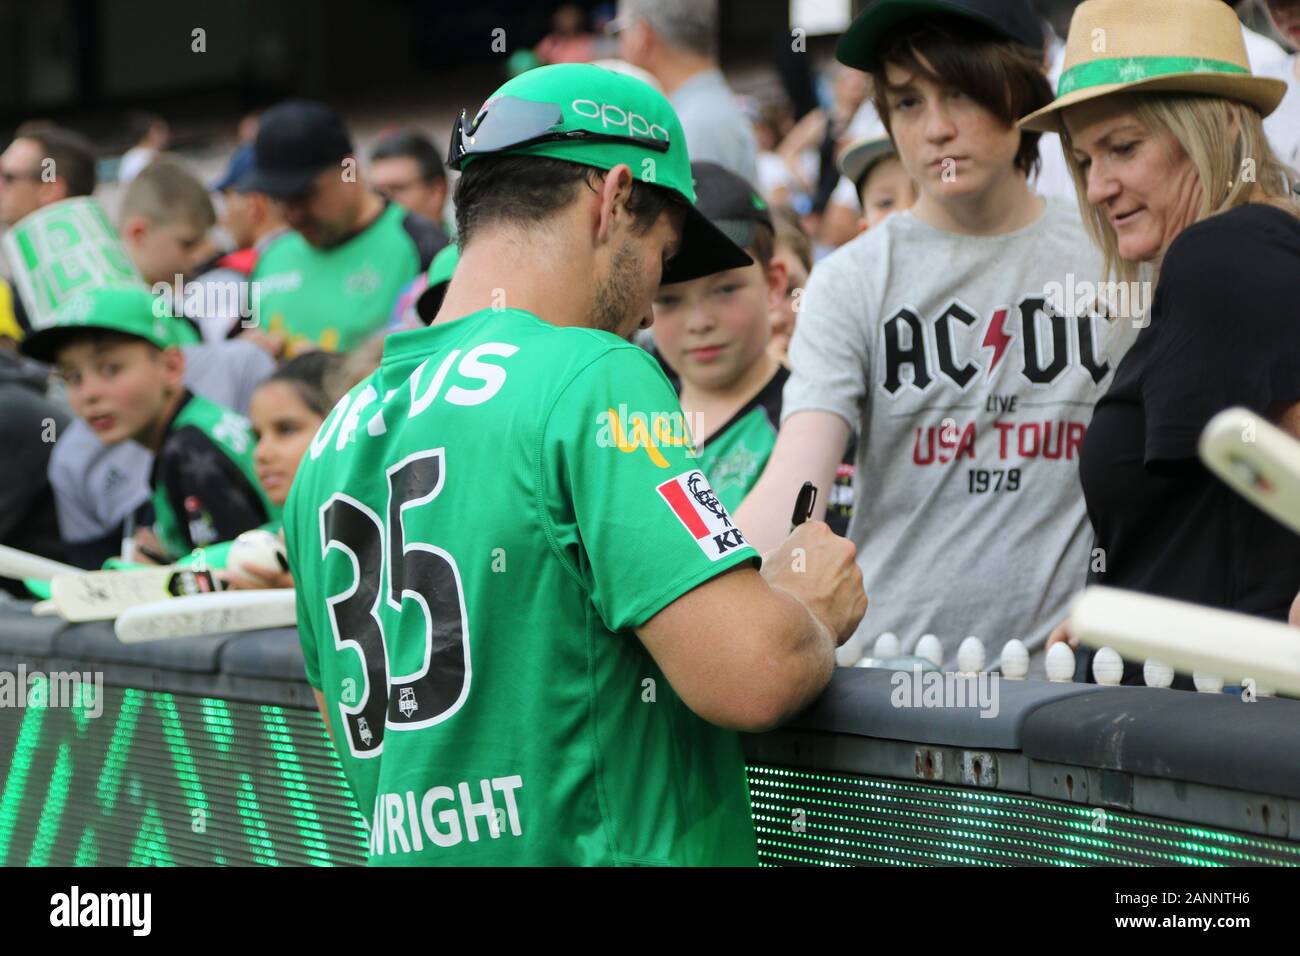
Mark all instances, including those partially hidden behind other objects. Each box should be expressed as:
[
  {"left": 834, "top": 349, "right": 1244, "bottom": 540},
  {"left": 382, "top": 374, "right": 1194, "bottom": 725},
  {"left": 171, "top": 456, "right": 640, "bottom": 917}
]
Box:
[
  {"left": 1078, "top": 204, "right": 1300, "bottom": 680},
  {"left": 148, "top": 390, "right": 269, "bottom": 554}
]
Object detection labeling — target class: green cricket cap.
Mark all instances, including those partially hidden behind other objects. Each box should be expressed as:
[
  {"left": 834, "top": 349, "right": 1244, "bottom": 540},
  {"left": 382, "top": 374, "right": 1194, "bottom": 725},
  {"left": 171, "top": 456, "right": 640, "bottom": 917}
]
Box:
[
  {"left": 19, "top": 285, "right": 183, "bottom": 364},
  {"left": 450, "top": 63, "right": 752, "bottom": 284}
]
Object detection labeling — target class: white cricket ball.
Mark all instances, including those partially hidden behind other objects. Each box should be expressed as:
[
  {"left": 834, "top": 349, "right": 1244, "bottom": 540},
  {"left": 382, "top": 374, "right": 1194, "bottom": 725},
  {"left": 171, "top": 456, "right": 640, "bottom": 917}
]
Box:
[
  {"left": 1046, "top": 642, "right": 1075, "bottom": 682},
  {"left": 1193, "top": 672, "right": 1224, "bottom": 694},
  {"left": 915, "top": 634, "right": 943, "bottom": 669},
  {"left": 226, "top": 529, "right": 287, "bottom": 577},
  {"left": 1000, "top": 639, "right": 1028, "bottom": 679},
  {"left": 1092, "top": 646, "right": 1124, "bottom": 686},
  {"left": 873, "top": 632, "right": 900, "bottom": 660},
  {"left": 1143, "top": 659, "right": 1174, "bottom": 688},
  {"left": 957, "top": 636, "right": 985, "bottom": 674}
]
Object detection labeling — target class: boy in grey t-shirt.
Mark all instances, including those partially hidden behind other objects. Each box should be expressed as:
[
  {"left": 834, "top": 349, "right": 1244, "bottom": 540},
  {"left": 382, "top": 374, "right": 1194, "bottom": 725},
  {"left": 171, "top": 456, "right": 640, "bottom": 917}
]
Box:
[{"left": 736, "top": 0, "right": 1138, "bottom": 666}]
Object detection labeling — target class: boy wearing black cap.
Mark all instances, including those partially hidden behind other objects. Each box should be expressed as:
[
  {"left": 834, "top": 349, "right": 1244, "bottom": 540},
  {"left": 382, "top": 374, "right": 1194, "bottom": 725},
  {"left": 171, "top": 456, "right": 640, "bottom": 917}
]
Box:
[
  {"left": 245, "top": 100, "right": 449, "bottom": 355},
  {"left": 737, "top": 0, "right": 1137, "bottom": 669},
  {"left": 652, "top": 161, "right": 855, "bottom": 534},
  {"left": 22, "top": 286, "right": 275, "bottom": 562}
]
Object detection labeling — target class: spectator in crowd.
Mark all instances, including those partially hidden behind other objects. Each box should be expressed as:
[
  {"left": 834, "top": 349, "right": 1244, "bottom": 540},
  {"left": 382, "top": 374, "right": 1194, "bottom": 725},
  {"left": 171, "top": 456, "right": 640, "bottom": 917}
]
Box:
[
  {"left": 117, "top": 112, "right": 170, "bottom": 184},
  {"left": 535, "top": 4, "right": 598, "bottom": 64},
  {"left": 839, "top": 135, "right": 918, "bottom": 230},
  {"left": 652, "top": 162, "right": 856, "bottom": 536},
  {"left": 767, "top": 205, "right": 811, "bottom": 369},
  {"left": 368, "top": 129, "right": 449, "bottom": 231},
  {"left": 118, "top": 157, "right": 218, "bottom": 296},
  {"left": 223, "top": 352, "right": 348, "bottom": 590},
  {"left": 0, "top": 123, "right": 98, "bottom": 339},
  {"left": 0, "top": 348, "right": 69, "bottom": 591},
  {"left": 615, "top": 0, "right": 760, "bottom": 185},
  {"left": 778, "top": 64, "right": 872, "bottom": 222},
  {"left": 737, "top": 0, "right": 1138, "bottom": 666},
  {"left": 46, "top": 329, "right": 274, "bottom": 569},
  {"left": 245, "top": 100, "right": 448, "bottom": 355},
  {"left": 201, "top": 143, "right": 288, "bottom": 345},
  {"left": 744, "top": 97, "right": 797, "bottom": 208},
  {"left": 22, "top": 287, "right": 274, "bottom": 564},
  {"left": 1227, "top": 0, "right": 1291, "bottom": 73},
  {"left": 1259, "top": 0, "right": 1300, "bottom": 167},
  {"left": 1025, "top": 0, "right": 1300, "bottom": 682}
]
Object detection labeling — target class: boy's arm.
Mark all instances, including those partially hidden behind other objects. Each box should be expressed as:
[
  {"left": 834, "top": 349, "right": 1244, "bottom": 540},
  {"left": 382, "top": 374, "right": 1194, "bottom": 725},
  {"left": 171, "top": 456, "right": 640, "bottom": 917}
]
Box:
[
  {"left": 734, "top": 410, "right": 852, "bottom": 555},
  {"left": 155, "top": 427, "right": 269, "bottom": 549}
]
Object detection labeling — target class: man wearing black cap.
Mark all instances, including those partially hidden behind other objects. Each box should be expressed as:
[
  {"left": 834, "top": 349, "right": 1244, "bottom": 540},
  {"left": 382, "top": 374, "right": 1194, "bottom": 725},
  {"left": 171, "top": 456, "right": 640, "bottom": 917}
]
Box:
[{"left": 245, "top": 100, "right": 448, "bottom": 356}]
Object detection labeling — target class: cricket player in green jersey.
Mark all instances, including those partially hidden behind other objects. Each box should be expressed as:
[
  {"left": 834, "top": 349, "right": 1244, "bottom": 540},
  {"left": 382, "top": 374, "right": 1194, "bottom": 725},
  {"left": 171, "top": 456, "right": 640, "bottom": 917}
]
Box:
[{"left": 284, "top": 63, "right": 868, "bottom": 866}]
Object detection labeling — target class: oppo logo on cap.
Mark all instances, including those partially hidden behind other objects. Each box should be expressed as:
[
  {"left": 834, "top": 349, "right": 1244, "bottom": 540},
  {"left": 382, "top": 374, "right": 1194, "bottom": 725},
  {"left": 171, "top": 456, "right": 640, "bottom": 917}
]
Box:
[{"left": 570, "top": 99, "right": 669, "bottom": 141}]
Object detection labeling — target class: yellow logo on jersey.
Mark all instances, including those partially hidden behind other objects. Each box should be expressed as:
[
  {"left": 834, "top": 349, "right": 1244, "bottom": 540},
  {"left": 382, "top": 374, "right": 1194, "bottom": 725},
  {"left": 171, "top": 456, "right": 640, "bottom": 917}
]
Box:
[{"left": 603, "top": 406, "right": 695, "bottom": 468}]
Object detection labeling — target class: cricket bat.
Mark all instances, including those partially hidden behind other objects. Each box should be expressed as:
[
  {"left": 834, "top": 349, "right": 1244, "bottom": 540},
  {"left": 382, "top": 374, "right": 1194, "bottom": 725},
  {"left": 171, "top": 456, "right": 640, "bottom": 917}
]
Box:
[
  {"left": 0, "top": 544, "right": 81, "bottom": 582},
  {"left": 1071, "top": 586, "right": 1300, "bottom": 697},
  {"left": 49, "top": 565, "right": 227, "bottom": 623},
  {"left": 1199, "top": 407, "right": 1300, "bottom": 536},
  {"left": 114, "top": 589, "right": 296, "bottom": 643}
]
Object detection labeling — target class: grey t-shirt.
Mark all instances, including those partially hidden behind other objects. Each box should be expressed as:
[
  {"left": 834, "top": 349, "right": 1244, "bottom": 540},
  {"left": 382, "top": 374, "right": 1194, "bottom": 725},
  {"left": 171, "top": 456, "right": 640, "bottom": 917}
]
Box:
[
  {"left": 48, "top": 339, "right": 275, "bottom": 545},
  {"left": 783, "top": 197, "right": 1139, "bottom": 664},
  {"left": 670, "top": 68, "right": 759, "bottom": 187}
]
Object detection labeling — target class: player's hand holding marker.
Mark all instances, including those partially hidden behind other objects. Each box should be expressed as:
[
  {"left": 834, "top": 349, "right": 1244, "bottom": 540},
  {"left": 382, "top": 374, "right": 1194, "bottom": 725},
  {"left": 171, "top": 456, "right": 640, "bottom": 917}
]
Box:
[{"left": 760, "top": 483, "right": 868, "bottom": 646}]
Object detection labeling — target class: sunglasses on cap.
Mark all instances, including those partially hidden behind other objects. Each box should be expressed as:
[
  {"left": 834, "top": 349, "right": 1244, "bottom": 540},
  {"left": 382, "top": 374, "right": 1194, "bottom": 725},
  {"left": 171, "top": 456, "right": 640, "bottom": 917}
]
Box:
[{"left": 447, "top": 96, "right": 670, "bottom": 169}]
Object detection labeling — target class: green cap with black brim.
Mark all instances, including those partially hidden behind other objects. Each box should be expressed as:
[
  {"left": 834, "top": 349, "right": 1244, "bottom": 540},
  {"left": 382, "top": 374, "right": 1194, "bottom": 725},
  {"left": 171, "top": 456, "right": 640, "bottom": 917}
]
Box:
[
  {"left": 19, "top": 285, "right": 183, "bottom": 365},
  {"left": 447, "top": 63, "right": 753, "bottom": 284}
]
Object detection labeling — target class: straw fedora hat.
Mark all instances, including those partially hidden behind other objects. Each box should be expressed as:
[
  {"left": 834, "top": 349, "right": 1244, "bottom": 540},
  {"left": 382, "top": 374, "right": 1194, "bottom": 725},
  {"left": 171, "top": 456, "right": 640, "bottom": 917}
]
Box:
[{"left": 1020, "top": 0, "right": 1287, "bottom": 132}]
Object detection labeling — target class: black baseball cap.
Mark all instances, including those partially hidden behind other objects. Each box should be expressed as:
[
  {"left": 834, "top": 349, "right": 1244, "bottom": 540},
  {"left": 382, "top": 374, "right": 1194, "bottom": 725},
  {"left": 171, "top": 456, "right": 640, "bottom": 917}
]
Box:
[
  {"left": 836, "top": 0, "right": 1045, "bottom": 70},
  {"left": 241, "top": 100, "right": 354, "bottom": 199},
  {"left": 689, "top": 161, "right": 772, "bottom": 257}
]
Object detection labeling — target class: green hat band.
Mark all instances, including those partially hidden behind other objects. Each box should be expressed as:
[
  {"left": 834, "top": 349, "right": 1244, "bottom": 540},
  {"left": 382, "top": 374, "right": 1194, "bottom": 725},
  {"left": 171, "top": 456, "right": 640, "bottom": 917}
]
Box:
[{"left": 1057, "top": 55, "right": 1249, "bottom": 97}]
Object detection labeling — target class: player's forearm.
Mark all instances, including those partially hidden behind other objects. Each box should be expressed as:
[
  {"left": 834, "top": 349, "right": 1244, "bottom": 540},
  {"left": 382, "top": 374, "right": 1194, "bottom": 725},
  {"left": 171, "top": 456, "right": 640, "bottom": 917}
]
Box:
[{"left": 747, "top": 586, "right": 838, "bottom": 731}]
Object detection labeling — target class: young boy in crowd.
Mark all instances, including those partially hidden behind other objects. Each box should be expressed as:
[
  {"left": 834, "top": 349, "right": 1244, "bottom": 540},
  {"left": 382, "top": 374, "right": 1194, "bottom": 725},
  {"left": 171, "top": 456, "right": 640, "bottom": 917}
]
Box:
[
  {"left": 21, "top": 285, "right": 275, "bottom": 562},
  {"left": 652, "top": 161, "right": 854, "bottom": 536},
  {"left": 839, "top": 134, "right": 918, "bottom": 230}
]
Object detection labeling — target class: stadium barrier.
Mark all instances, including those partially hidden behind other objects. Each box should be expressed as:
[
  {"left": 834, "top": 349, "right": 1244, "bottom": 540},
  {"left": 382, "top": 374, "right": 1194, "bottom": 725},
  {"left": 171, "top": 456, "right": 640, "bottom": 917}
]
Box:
[{"left": 0, "top": 602, "right": 1297, "bottom": 866}]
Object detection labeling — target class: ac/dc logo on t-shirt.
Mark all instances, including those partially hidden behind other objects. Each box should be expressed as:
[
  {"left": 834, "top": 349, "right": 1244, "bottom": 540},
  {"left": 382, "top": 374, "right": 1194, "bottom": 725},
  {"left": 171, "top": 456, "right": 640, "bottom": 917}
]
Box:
[{"left": 880, "top": 295, "right": 1115, "bottom": 395}]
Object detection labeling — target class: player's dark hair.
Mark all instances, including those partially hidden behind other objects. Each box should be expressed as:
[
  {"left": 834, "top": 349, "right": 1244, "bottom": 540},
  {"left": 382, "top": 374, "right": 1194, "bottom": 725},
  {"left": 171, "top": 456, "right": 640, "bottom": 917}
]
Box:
[
  {"left": 870, "top": 18, "right": 1052, "bottom": 179},
  {"left": 453, "top": 155, "right": 680, "bottom": 247},
  {"left": 262, "top": 352, "right": 348, "bottom": 418},
  {"left": 13, "top": 123, "right": 98, "bottom": 197},
  {"left": 370, "top": 129, "right": 446, "bottom": 183}
]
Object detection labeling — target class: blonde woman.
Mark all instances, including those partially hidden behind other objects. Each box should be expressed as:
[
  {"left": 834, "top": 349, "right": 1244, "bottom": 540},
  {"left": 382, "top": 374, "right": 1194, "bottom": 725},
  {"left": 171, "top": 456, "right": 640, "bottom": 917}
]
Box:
[{"left": 1026, "top": 0, "right": 1300, "bottom": 683}]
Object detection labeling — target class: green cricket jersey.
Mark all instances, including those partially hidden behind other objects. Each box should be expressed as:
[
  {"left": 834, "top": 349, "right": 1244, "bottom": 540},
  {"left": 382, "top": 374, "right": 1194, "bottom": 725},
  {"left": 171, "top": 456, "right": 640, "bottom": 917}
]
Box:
[
  {"left": 150, "top": 391, "right": 279, "bottom": 560},
  {"left": 251, "top": 202, "right": 447, "bottom": 355},
  {"left": 284, "top": 307, "right": 761, "bottom": 866}
]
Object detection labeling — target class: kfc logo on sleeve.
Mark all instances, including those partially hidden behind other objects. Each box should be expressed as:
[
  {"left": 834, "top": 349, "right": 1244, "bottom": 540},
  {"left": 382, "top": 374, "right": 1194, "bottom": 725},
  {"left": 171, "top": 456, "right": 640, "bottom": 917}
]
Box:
[{"left": 657, "top": 470, "right": 747, "bottom": 560}]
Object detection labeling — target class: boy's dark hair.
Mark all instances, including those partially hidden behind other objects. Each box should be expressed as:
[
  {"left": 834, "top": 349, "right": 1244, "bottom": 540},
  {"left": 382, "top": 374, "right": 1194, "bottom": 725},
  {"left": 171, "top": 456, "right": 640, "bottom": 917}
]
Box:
[
  {"left": 870, "top": 18, "right": 1052, "bottom": 179},
  {"left": 746, "top": 221, "right": 775, "bottom": 270},
  {"left": 370, "top": 129, "right": 446, "bottom": 183},
  {"left": 770, "top": 205, "right": 812, "bottom": 273},
  {"left": 454, "top": 155, "right": 680, "bottom": 248},
  {"left": 13, "top": 122, "right": 97, "bottom": 197},
  {"left": 263, "top": 351, "right": 349, "bottom": 417}
]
